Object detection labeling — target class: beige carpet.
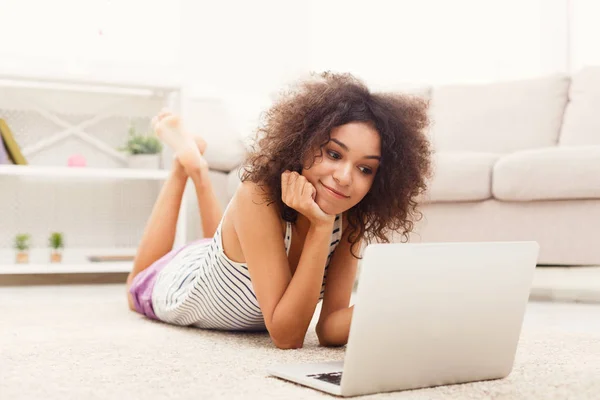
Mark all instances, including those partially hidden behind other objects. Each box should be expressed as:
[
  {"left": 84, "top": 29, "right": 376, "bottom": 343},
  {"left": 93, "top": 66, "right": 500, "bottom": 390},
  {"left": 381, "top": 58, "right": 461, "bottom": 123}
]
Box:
[{"left": 2, "top": 284, "right": 600, "bottom": 399}]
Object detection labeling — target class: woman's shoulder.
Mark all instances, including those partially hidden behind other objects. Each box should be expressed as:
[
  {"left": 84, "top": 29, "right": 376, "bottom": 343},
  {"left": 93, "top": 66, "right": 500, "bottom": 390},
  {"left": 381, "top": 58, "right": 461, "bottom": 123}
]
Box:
[
  {"left": 233, "top": 181, "right": 286, "bottom": 235},
  {"left": 235, "top": 181, "right": 276, "bottom": 210},
  {"left": 236, "top": 179, "right": 276, "bottom": 197}
]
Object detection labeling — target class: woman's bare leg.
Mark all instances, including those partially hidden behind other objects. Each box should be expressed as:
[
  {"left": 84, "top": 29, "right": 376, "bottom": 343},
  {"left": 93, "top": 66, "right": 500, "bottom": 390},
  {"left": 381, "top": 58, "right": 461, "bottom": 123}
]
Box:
[
  {"left": 126, "top": 111, "right": 210, "bottom": 311},
  {"left": 188, "top": 162, "right": 223, "bottom": 239},
  {"left": 126, "top": 162, "right": 187, "bottom": 310},
  {"left": 153, "top": 111, "right": 223, "bottom": 239},
  {"left": 127, "top": 163, "right": 187, "bottom": 285},
  {"left": 126, "top": 138, "right": 222, "bottom": 310}
]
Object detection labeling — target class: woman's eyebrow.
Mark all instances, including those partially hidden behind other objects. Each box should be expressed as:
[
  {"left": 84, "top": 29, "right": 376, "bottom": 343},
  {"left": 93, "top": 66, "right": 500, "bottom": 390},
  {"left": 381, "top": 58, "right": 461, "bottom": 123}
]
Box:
[{"left": 330, "top": 138, "right": 381, "bottom": 160}]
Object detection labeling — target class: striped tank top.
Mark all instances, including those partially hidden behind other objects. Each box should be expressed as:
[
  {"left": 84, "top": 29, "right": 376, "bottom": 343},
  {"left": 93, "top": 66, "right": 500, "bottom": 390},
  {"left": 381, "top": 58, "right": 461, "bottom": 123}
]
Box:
[{"left": 151, "top": 211, "right": 343, "bottom": 331}]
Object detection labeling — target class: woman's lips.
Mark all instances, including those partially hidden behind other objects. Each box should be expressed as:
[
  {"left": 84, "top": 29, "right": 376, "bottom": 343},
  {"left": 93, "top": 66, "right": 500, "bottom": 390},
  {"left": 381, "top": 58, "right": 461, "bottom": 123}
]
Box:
[{"left": 321, "top": 182, "right": 349, "bottom": 199}]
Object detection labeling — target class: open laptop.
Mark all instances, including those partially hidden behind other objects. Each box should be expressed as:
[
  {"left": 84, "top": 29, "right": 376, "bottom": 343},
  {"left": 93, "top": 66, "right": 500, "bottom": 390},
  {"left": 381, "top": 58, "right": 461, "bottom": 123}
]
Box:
[{"left": 269, "top": 241, "right": 540, "bottom": 397}]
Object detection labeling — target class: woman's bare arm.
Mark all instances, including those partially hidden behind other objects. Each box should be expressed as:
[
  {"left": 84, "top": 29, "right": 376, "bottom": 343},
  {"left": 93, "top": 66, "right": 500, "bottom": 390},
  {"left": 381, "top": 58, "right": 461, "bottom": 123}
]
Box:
[
  {"left": 234, "top": 181, "right": 334, "bottom": 349},
  {"left": 317, "top": 305, "right": 354, "bottom": 346},
  {"left": 316, "top": 222, "right": 359, "bottom": 346}
]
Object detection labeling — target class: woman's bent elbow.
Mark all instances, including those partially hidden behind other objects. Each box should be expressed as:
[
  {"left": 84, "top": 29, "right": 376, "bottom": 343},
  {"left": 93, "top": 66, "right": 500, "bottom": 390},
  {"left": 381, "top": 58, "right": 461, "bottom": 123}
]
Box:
[
  {"left": 317, "top": 332, "right": 347, "bottom": 347},
  {"left": 273, "top": 337, "right": 304, "bottom": 350},
  {"left": 269, "top": 324, "right": 306, "bottom": 349}
]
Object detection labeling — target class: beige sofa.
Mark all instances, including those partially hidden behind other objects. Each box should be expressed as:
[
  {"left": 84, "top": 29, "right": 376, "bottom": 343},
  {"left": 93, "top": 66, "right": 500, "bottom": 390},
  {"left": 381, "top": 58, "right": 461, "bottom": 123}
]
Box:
[{"left": 184, "top": 67, "right": 600, "bottom": 266}]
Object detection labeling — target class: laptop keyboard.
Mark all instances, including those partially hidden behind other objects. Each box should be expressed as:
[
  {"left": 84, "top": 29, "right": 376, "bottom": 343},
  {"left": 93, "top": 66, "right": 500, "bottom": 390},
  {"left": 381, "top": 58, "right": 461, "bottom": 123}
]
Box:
[{"left": 307, "top": 371, "right": 343, "bottom": 386}]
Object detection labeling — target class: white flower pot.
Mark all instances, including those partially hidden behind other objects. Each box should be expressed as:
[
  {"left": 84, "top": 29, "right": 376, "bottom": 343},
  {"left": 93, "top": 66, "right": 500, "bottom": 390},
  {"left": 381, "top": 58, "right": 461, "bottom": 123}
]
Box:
[{"left": 128, "top": 154, "right": 161, "bottom": 169}]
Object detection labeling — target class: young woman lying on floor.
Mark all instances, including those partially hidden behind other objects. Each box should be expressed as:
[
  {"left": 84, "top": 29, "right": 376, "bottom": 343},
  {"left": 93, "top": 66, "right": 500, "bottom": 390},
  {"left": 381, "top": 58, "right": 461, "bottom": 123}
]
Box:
[{"left": 126, "top": 72, "right": 432, "bottom": 349}]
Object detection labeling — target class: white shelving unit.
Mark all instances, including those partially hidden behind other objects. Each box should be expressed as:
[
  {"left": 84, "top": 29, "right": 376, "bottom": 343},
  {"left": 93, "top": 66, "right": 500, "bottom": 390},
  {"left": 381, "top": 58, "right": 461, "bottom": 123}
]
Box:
[
  {"left": 0, "top": 262, "right": 132, "bottom": 275},
  {"left": 0, "top": 164, "right": 169, "bottom": 180},
  {"left": 0, "top": 246, "right": 140, "bottom": 275},
  {"left": 0, "top": 73, "right": 189, "bottom": 275}
]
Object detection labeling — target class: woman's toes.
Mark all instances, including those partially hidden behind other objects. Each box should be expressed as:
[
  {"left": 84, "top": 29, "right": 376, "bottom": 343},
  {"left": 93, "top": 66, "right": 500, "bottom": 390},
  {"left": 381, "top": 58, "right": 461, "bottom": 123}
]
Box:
[
  {"left": 158, "top": 110, "right": 172, "bottom": 121},
  {"left": 152, "top": 110, "right": 172, "bottom": 132}
]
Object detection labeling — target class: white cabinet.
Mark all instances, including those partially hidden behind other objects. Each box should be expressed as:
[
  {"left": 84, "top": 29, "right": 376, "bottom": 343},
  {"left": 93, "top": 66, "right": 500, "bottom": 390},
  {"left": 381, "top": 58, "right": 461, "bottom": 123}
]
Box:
[{"left": 0, "top": 74, "right": 187, "bottom": 274}]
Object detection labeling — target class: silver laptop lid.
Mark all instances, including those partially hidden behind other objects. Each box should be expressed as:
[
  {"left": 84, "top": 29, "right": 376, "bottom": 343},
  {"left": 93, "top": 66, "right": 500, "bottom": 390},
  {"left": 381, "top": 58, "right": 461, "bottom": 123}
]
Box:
[{"left": 340, "top": 241, "right": 539, "bottom": 397}]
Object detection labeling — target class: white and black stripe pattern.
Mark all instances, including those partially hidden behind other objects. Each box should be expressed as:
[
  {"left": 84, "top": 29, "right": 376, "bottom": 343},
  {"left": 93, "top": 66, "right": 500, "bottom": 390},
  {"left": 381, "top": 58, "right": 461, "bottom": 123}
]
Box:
[{"left": 152, "top": 213, "right": 343, "bottom": 331}]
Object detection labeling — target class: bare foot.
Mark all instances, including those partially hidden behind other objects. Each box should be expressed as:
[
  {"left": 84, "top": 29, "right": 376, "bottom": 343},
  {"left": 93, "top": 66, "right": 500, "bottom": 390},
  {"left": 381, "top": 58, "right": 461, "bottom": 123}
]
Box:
[
  {"left": 154, "top": 109, "right": 207, "bottom": 154},
  {"left": 172, "top": 136, "right": 208, "bottom": 176},
  {"left": 153, "top": 111, "right": 208, "bottom": 175}
]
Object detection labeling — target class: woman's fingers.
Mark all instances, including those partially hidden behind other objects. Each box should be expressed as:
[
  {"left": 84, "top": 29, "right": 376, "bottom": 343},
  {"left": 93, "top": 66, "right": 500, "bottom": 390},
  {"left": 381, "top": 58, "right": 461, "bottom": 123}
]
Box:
[
  {"left": 281, "top": 170, "right": 291, "bottom": 200},
  {"left": 280, "top": 170, "right": 332, "bottom": 224},
  {"left": 282, "top": 170, "right": 298, "bottom": 203},
  {"left": 288, "top": 171, "right": 299, "bottom": 203},
  {"left": 281, "top": 170, "right": 319, "bottom": 215}
]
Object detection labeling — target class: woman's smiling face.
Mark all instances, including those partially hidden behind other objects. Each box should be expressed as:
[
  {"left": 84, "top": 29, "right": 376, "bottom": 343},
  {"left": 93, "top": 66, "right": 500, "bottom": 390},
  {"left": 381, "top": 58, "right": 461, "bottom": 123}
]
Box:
[{"left": 302, "top": 122, "right": 382, "bottom": 216}]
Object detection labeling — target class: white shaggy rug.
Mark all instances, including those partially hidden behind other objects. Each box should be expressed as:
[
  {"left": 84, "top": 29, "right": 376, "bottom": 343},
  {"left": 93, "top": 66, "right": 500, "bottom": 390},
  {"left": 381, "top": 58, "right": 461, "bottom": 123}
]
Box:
[{"left": 2, "top": 284, "right": 600, "bottom": 399}]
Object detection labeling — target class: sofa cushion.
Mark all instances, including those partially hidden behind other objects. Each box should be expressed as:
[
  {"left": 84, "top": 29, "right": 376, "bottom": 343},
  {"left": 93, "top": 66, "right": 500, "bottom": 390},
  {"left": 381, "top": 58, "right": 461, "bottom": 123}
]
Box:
[
  {"left": 423, "top": 152, "right": 499, "bottom": 202},
  {"left": 493, "top": 146, "right": 600, "bottom": 201},
  {"left": 429, "top": 75, "right": 570, "bottom": 153},
  {"left": 560, "top": 66, "right": 600, "bottom": 146}
]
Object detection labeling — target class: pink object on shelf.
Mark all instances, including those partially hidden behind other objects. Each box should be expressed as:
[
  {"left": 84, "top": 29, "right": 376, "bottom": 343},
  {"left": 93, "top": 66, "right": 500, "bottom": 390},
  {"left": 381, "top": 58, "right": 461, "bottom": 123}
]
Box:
[{"left": 67, "top": 154, "right": 87, "bottom": 167}]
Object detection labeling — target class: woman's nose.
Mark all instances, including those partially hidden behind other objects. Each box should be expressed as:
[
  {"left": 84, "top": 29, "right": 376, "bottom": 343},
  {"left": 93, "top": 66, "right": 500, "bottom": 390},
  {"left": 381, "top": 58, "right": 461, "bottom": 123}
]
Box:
[{"left": 333, "top": 164, "right": 352, "bottom": 186}]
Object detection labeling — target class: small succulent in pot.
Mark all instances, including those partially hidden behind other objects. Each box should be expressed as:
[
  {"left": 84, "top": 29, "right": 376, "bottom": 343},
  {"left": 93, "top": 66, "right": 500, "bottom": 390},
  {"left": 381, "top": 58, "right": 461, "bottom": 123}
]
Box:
[
  {"left": 120, "top": 124, "right": 163, "bottom": 155},
  {"left": 120, "top": 124, "right": 163, "bottom": 169},
  {"left": 14, "top": 233, "right": 31, "bottom": 264},
  {"left": 49, "top": 232, "right": 64, "bottom": 263}
]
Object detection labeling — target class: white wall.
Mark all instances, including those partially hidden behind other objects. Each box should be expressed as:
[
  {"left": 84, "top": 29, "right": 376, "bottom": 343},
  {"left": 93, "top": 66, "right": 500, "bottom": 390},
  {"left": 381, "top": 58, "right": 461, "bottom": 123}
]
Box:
[
  {"left": 180, "top": 0, "right": 309, "bottom": 97},
  {"left": 179, "top": 0, "right": 311, "bottom": 145},
  {"left": 0, "top": 0, "right": 181, "bottom": 85},
  {"left": 570, "top": 0, "right": 600, "bottom": 72},
  {"left": 177, "top": 0, "right": 575, "bottom": 146},
  {"left": 306, "top": 0, "right": 568, "bottom": 87},
  {"left": 0, "top": 0, "right": 592, "bottom": 90},
  {"left": 0, "top": 0, "right": 594, "bottom": 143}
]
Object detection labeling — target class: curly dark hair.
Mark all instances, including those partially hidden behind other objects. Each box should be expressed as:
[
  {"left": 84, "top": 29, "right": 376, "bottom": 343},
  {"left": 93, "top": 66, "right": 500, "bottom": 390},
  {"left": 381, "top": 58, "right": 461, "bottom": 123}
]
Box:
[{"left": 241, "top": 72, "right": 432, "bottom": 258}]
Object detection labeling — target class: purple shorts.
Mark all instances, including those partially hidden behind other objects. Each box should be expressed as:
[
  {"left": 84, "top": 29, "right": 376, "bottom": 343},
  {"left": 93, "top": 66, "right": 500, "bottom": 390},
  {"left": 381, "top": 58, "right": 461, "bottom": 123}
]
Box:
[{"left": 129, "top": 238, "right": 211, "bottom": 320}]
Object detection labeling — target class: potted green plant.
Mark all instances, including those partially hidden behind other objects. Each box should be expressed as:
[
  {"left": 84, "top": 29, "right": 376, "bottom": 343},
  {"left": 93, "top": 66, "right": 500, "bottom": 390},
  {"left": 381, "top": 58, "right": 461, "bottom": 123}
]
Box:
[
  {"left": 48, "top": 232, "right": 64, "bottom": 263},
  {"left": 120, "top": 123, "right": 163, "bottom": 169},
  {"left": 14, "top": 233, "right": 31, "bottom": 264}
]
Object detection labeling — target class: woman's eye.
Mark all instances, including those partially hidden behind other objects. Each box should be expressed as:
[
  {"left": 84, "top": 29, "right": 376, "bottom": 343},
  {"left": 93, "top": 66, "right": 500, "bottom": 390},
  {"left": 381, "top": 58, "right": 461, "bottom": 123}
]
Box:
[
  {"left": 328, "top": 150, "right": 372, "bottom": 174},
  {"left": 327, "top": 151, "right": 341, "bottom": 160}
]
